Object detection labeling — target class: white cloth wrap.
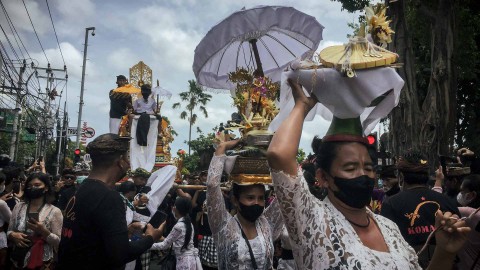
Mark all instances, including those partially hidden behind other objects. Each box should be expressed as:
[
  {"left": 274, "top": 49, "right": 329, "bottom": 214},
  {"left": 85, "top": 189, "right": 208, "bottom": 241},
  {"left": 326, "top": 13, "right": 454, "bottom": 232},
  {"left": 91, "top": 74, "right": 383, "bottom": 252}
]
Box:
[
  {"left": 269, "top": 61, "right": 404, "bottom": 135},
  {"left": 109, "top": 118, "right": 122, "bottom": 134},
  {"left": 130, "top": 115, "right": 159, "bottom": 172},
  {"left": 146, "top": 165, "right": 176, "bottom": 217}
]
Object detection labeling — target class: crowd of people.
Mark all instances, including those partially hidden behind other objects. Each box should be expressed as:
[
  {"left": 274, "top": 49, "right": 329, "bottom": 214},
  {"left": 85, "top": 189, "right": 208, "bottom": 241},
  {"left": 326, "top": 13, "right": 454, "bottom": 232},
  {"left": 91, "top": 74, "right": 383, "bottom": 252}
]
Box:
[{"left": 0, "top": 82, "right": 479, "bottom": 269}]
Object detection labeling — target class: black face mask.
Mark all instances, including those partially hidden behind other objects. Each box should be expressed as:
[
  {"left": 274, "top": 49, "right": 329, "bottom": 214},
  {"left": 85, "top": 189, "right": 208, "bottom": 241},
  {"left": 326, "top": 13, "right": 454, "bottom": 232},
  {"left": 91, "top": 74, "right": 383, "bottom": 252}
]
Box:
[
  {"left": 331, "top": 175, "right": 375, "bottom": 209},
  {"left": 238, "top": 201, "right": 264, "bottom": 223},
  {"left": 25, "top": 187, "right": 46, "bottom": 199}
]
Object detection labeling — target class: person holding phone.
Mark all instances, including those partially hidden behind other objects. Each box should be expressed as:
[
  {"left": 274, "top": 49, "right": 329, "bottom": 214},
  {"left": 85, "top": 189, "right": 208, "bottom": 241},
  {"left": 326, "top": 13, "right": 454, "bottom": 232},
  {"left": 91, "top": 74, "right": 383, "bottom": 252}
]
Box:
[
  {"left": 7, "top": 172, "right": 62, "bottom": 269},
  {"left": 151, "top": 196, "right": 202, "bottom": 269},
  {"left": 0, "top": 172, "right": 12, "bottom": 269}
]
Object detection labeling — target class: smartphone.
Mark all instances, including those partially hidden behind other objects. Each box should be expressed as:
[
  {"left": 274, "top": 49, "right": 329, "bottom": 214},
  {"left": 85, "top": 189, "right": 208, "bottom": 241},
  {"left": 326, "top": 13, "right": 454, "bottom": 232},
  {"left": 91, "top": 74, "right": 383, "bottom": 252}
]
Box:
[
  {"left": 12, "top": 181, "right": 21, "bottom": 194},
  {"left": 439, "top": 155, "right": 447, "bottom": 176},
  {"left": 148, "top": 211, "right": 168, "bottom": 229},
  {"left": 28, "top": 212, "right": 39, "bottom": 222},
  {"left": 37, "top": 156, "right": 43, "bottom": 165}
]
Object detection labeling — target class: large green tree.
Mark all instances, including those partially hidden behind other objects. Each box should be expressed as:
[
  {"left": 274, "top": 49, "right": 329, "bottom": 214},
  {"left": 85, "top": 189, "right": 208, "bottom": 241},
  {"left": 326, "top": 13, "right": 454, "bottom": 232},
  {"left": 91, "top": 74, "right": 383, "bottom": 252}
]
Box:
[
  {"left": 333, "top": 0, "right": 480, "bottom": 167},
  {"left": 172, "top": 80, "right": 212, "bottom": 154}
]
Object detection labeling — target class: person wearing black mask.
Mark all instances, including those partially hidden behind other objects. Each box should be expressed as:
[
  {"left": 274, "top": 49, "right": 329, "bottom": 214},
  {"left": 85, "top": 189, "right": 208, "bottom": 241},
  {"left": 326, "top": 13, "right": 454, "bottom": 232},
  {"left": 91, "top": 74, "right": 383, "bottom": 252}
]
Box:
[
  {"left": 7, "top": 172, "right": 62, "bottom": 269},
  {"left": 267, "top": 79, "right": 470, "bottom": 270},
  {"left": 57, "top": 133, "right": 163, "bottom": 270},
  {"left": 206, "top": 140, "right": 284, "bottom": 270},
  {"left": 56, "top": 168, "right": 77, "bottom": 212}
]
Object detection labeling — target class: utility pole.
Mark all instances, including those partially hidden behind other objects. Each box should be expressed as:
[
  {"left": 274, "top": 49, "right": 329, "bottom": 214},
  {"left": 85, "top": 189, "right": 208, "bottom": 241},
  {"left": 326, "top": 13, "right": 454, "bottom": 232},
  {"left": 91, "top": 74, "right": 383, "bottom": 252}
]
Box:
[
  {"left": 9, "top": 60, "right": 26, "bottom": 160},
  {"left": 54, "top": 101, "right": 66, "bottom": 175},
  {"left": 76, "top": 27, "right": 95, "bottom": 148},
  {"left": 36, "top": 64, "right": 67, "bottom": 158}
]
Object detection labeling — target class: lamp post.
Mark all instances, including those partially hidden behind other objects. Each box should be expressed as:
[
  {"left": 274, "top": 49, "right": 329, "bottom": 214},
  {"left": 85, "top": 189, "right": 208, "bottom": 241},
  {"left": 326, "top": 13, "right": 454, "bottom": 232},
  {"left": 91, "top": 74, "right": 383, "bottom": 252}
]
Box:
[{"left": 76, "top": 27, "right": 95, "bottom": 148}]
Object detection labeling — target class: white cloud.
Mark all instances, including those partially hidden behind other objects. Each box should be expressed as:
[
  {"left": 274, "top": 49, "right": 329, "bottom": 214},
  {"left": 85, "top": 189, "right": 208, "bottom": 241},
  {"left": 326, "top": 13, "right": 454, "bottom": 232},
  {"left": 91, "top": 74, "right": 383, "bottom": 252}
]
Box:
[{"left": 3, "top": 0, "right": 365, "bottom": 158}]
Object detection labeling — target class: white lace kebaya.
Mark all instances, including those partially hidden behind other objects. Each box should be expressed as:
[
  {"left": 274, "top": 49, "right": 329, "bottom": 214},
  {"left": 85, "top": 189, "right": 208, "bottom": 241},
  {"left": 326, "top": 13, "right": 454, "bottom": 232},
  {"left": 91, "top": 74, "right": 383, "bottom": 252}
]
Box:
[
  {"left": 207, "top": 155, "right": 284, "bottom": 270},
  {"left": 270, "top": 169, "right": 422, "bottom": 270}
]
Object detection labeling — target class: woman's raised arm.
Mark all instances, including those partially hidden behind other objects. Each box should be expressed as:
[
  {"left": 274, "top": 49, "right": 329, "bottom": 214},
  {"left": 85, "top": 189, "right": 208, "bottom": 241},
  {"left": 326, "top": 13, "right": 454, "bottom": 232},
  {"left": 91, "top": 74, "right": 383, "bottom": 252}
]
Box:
[{"left": 267, "top": 79, "right": 317, "bottom": 176}]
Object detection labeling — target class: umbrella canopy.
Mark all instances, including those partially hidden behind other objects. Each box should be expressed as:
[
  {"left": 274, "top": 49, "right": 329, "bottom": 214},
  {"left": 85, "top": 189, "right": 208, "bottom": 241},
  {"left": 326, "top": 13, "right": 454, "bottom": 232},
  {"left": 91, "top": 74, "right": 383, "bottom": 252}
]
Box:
[
  {"left": 112, "top": 84, "right": 141, "bottom": 94},
  {"left": 152, "top": 85, "right": 172, "bottom": 99},
  {"left": 193, "top": 6, "right": 324, "bottom": 90}
]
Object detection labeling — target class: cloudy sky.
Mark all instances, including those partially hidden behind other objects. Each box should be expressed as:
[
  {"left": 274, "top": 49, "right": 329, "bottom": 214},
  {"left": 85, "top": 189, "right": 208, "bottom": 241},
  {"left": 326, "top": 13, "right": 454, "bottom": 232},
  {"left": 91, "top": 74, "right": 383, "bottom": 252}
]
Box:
[{"left": 1, "top": 0, "right": 364, "bottom": 157}]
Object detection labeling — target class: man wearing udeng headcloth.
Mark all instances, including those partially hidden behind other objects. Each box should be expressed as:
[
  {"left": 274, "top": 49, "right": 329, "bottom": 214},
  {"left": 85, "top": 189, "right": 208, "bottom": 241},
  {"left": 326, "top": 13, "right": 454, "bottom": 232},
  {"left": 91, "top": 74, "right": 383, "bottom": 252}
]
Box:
[
  {"left": 57, "top": 134, "right": 162, "bottom": 270},
  {"left": 109, "top": 75, "right": 132, "bottom": 134}
]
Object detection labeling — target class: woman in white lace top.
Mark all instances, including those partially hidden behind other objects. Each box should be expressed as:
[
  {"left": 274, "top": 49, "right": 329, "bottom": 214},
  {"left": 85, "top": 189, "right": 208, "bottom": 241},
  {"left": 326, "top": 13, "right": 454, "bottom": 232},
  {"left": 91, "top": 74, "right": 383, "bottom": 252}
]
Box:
[
  {"left": 7, "top": 173, "right": 63, "bottom": 269},
  {"left": 206, "top": 141, "right": 284, "bottom": 270},
  {"left": 266, "top": 79, "right": 471, "bottom": 270}
]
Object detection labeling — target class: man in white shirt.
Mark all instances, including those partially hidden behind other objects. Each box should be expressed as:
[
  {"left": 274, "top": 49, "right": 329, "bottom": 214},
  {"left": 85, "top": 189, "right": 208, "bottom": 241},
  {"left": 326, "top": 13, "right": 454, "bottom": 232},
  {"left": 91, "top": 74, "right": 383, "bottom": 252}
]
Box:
[{"left": 133, "top": 84, "right": 157, "bottom": 114}]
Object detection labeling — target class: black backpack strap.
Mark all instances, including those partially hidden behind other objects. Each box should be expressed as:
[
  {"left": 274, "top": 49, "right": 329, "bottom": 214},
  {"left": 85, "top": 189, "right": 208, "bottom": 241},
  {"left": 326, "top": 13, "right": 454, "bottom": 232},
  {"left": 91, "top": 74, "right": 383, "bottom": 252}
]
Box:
[{"left": 235, "top": 218, "right": 258, "bottom": 269}]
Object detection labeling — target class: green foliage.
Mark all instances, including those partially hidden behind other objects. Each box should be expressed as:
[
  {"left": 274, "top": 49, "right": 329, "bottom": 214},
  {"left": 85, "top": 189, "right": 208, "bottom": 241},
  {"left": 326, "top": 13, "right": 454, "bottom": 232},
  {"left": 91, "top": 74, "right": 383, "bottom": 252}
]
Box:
[
  {"left": 182, "top": 133, "right": 216, "bottom": 173},
  {"left": 296, "top": 148, "right": 306, "bottom": 164},
  {"left": 331, "top": 0, "right": 370, "bottom": 12},
  {"left": 172, "top": 80, "right": 212, "bottom": 154},
  {"left": 183, "top": 154, "right": 200, "bottom": 174},
  {"left": 187, "top": 133, "right": 215, "bottom": 153}
]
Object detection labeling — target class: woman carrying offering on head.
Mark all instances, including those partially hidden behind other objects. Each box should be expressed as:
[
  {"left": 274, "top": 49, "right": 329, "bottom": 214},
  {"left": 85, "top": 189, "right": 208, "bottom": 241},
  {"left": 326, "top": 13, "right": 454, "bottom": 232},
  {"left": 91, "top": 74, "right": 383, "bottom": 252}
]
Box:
[
  {"left": 266, "top": 79, "right": 471, "bottom": 270},
  {"left": 206, "top": 140, "right": 284, "bottom": 270}
]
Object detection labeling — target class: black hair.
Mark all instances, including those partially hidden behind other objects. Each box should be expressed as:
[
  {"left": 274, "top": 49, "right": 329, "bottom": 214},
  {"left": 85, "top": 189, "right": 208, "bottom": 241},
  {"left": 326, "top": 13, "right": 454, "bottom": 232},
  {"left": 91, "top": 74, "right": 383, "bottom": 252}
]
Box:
[
  {"left": 461, "top": 174, "right": 480, "bottom": 208},
  {"left": 231, "top": 183, "right": 265, "bottom": 200},
  {"left": 402, "top": 172, "right": 429, "bottom": 185},
  {"left": 0, "top": 172, "right": 5, "bottom": 185},
  {"left": 118, "top": 181, "right": 137, "bottom": 194},
  {"left": 174, "top": 197, "right": 193, "bottom": 251},
  {"left": 2, "top": 165, "right": 22, "bottom": 186},
  {"left": 62, "top": 168, "right": 76, "bottom": 176},
  {"left": 23, "top": 172, "right": 55, "bottom": 204},
  {"left": 311, "top": 136, "right": 352, "bottom": 174}
]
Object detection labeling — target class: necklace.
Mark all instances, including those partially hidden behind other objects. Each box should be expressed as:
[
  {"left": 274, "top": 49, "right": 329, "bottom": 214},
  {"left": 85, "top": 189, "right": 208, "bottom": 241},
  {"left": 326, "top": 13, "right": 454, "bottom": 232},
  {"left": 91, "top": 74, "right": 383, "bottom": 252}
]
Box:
[{"left": 347, "top": 215, "right": 370, "bottom": 228}]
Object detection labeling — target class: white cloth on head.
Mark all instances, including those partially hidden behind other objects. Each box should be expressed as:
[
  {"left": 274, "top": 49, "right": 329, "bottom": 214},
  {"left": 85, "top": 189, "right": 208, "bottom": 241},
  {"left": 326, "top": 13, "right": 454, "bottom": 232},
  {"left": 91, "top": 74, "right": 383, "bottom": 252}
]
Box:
[
  {"left": 269, "top": 61, "right": 405, "bottom": 135},
  {"left": 109, "top": 118, "right": 122, "bottom": 134},
  {"left": 129, "top": 115, "right": 158, "bottom": 172},
  {"left": 146, "top": 165, "right": 176, "bottom": 216}
]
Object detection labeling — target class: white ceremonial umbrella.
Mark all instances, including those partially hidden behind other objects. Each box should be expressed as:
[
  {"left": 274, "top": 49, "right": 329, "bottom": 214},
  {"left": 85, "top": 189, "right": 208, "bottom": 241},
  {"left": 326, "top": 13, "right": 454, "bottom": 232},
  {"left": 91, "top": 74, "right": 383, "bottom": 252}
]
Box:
[
  {"left": 152, "top": 79, "right": 172, "bottom": 99},
  {"left": 193, "top": 5, "right": 324, "bottom": 90}
]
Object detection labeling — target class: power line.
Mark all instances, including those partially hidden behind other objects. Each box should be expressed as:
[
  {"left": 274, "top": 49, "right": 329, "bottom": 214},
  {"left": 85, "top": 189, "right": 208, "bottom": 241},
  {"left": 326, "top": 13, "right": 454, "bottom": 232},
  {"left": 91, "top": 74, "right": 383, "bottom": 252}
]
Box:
[
  {"left": 0, "top": 0, "right": 31, "bottom": 60},
  {"left": 0, "top": 22, "right": 21, "bottom": 60},
  {"left": 45, "top": 0, "right": 65, "bottom": 65},
  {"left": 22, "top": 0, "right": 49, "bottom": 63}
]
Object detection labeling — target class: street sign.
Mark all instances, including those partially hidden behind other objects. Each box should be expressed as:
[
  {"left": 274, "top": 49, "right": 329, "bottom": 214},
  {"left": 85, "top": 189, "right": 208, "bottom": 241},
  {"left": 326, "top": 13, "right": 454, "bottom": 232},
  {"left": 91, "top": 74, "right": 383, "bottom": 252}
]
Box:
[
  {"left": 83, "top": 127, "right": 95, "bottom": 138},
  {"left": 67, "top": 127, "right": 78, "bottom": 136}
]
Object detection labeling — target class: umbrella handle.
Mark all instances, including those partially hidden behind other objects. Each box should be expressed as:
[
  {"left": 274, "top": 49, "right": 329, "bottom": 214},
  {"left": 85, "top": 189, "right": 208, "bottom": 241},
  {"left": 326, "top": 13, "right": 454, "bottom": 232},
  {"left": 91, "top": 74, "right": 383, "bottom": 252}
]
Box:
[{"left": 249, "top": 39, "right": 264, "bottom": 77}]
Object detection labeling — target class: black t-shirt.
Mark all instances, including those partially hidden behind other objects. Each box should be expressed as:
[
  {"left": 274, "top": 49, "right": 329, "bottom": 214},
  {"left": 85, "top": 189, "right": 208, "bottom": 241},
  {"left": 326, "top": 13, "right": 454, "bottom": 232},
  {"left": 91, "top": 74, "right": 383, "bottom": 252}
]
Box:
[
  {"left": 381, "top": 187, "right": 459, "bottom": 247},
  {"left": 109, "top": 90, "right": 131, "bottom": 119},
  {"left": 57, "top": 179, "right": 153, "bottom": 270},
  {"left": 57, "top": 185, "right": 76, "bottom": 211}
]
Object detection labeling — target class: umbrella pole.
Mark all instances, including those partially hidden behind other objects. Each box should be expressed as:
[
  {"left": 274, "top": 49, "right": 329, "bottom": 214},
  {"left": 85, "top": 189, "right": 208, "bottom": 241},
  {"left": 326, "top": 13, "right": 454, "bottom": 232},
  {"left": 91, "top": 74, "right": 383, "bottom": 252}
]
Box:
[
  {"left": 250, "top": 39, "right": 264, "bottom": 114},
  {"left": 249, "top": 39, "right": 264, "bottom": 76}
]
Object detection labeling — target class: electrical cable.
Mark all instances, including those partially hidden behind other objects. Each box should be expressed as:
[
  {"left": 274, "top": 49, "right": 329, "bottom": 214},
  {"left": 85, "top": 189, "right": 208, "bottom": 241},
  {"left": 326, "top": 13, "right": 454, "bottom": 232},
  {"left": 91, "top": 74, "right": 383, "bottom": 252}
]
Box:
[
  {"left": 45, "top": 0, "right": 65, "bottom": 66},
  {"left": 22, "top": 0, "right": 49, "bottom": 63},
  {"left": 0, "top": 0, "right": 32, "bottom": 60}
]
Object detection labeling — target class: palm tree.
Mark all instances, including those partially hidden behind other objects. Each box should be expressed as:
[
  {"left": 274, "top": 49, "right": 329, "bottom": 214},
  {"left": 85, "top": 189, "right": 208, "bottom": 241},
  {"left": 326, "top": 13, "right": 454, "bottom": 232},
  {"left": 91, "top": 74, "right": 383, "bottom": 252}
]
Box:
[{"left": 172, "top": 80, "right": 212, "bottom": 154}]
